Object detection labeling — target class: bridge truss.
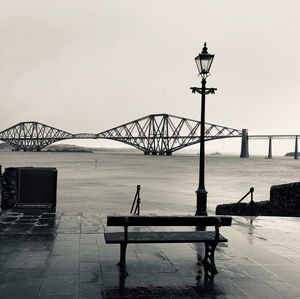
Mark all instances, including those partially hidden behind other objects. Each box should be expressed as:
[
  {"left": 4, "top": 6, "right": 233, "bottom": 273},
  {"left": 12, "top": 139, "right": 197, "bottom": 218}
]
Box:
[
  {"left": 0, "top": 114, "right": 242, "bottom": 154},
  {"left": 249, "top": 135, "right": 298, "bottom": 140},
  {"left": 97, "top": 114, "right": 242, "bottom": 155},
  {"left": 0, "top": 122, "right": 73, "bottom": 151}
]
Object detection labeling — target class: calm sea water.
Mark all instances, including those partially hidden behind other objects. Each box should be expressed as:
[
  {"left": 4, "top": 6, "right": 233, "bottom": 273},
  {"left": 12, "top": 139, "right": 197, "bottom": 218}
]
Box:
[{"left": 1, "top": 151, "right": 300, "bottom": 215}]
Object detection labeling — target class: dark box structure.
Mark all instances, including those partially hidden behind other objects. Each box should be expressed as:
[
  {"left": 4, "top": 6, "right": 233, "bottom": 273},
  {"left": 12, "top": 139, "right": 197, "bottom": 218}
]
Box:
[{"left": 1, "top": 167, "right": 57, "bottom": 209}]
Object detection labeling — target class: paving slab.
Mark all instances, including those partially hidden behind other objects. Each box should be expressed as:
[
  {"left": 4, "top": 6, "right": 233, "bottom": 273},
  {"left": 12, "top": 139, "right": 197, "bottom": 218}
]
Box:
[{"left": 0, "top": 209, "right": 300, "bottom": 298}]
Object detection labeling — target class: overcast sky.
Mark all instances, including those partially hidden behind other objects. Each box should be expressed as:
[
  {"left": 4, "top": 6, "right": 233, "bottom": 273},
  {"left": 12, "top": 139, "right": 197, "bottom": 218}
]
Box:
[{"left": 1, "top": 0, "right": 300, "bottom": 154}]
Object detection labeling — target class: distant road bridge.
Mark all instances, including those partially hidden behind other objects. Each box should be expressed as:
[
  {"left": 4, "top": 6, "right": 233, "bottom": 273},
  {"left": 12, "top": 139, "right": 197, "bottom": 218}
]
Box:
[
  {"left": 246, "top": 133, "right": 299, "bottom": 159},
  {"left": 0, "top": 114, "right": 298, "bottom": 158}
]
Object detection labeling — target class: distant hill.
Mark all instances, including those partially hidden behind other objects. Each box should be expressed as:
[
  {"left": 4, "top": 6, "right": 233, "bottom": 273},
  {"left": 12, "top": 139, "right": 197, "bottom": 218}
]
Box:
[
  {"left": 46, "top": 144, "right": 138, "bottom": 153},
  {"left": 285, "top": 152, "right": 297, "bottom": 157},
  {"left": 88, "top": 147, "right": 139, "bottom": 153},
  {"left": 0, "top": 142, "right": 138, "bottom": 153},
  {"left": 0, "top": 143, "right": 12, "bottom": 150},
  {"left": 46, "top": 144, "right": 93, "bottom": 152}
]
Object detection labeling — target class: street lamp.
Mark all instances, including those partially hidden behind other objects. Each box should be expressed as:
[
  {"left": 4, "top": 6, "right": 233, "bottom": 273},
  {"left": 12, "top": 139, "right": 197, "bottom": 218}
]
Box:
[{"left": 191, "top": 42, "right": 217, "bottom": 216}]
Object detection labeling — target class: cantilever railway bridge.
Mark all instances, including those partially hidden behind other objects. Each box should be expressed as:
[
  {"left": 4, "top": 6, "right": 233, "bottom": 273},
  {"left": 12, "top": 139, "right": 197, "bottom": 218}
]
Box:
[
  {"left": 0, "top": 113, "right": 299, "bottom": 158},
  {"left": 0, "top": 114, "right": 242, "bottom": 155}
]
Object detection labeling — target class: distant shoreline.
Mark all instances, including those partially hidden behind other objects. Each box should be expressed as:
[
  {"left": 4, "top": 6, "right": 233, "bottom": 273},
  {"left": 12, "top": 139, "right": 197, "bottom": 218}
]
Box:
[{"left": 0, "top": 142, "right": 297, "bottom": 157}]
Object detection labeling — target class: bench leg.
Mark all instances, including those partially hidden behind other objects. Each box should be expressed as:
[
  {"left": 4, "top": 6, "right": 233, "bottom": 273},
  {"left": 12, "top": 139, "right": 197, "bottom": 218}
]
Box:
[
  {"left": 202, "top": 242, "right": 218, "bottom": 279},
  {"left": 117, "top": 242, "right": 128, "bottom": 276}
]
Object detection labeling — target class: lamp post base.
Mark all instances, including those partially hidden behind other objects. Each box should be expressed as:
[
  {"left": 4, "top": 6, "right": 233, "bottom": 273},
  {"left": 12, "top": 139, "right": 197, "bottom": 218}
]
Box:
[{"left": 195, "top": 188, "right": 208, "bottom": 216}]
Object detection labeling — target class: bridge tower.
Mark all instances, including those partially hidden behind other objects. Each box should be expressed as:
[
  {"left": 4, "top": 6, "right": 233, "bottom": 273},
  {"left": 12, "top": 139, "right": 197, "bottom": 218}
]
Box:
[
  {"left": 267, "top": 136, "right": 272, "bottom": 159},
  {"left": 295, "top": 136, "right": 298, "bottom": 160},
  {"left": 240, "top": 129, "right": 249, "bottom": 158}
]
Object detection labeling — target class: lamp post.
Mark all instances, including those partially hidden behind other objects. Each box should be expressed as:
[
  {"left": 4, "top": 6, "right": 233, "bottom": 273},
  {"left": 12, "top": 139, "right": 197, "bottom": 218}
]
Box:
[{"left": 191, "top": 42, "right": 216, "bottom": 216}]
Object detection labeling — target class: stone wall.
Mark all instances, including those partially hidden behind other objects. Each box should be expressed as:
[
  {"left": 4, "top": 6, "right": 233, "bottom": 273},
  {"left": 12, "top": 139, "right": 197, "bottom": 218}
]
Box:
[
  {"left": 216, "top": 182, "right": 300, "bottom": 216},
  {"left": 270, "top": 182, "right": 300, "bottom": 216},
  {"left": 1, "top": 168, "right": 18, "bottom": 209},
  {"left": 216, "top": 201, "right": 270, "bottom": 216}
]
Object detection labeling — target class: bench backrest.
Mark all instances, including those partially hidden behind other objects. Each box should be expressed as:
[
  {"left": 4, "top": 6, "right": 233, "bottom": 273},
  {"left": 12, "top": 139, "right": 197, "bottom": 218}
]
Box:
[{"left": 107, "top": 215, "right": 232, "bottom": 227}]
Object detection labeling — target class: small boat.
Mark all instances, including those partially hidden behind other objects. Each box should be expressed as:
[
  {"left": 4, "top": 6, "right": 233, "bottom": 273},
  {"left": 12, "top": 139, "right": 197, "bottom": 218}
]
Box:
[{"left": 210, "top": 152, "right": 221, "bottom": 156}]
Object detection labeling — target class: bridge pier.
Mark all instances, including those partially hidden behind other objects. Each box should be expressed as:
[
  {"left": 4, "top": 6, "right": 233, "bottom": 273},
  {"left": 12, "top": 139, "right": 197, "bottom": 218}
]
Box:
[
  {"left": 144, "top": 151, "right": 150, "bottom": 155},
  {"left": 166, "top": 151, "right": 172, "bottom": 156},
  {"left": 267, "top": 136, "right": 272, "bottom": 159},
  {"left": 295, "top": 136, "right": 298, "bottom": 160},
  {"left": 240, "top": 129, "right": 249, "bottom": 158}
]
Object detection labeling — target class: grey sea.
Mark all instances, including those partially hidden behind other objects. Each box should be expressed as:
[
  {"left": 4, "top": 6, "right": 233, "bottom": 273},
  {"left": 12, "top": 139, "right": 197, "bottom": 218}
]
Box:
[
  {"left": 1, "top": 151, "right": 300, "bottom": 299},
  {"left": 1, "top": 151, "right": 299, "bottom": 214}
]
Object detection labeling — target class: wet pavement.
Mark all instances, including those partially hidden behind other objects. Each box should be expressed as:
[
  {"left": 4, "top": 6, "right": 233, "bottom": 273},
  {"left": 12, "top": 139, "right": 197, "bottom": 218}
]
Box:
[{"left": 0, "top": 209, "right": 300, "bottom": 298}]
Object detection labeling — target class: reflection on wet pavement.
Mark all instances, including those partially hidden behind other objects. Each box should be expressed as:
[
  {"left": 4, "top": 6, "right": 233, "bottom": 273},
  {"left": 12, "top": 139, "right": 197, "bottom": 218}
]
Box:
[{"left": 0, "top": 209, "right": 300, "bottom": 298}]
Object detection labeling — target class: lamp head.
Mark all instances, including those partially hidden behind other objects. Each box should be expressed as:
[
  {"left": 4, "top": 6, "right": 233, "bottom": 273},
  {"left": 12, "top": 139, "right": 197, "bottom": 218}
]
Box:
[{"left": 195, "top": 42, "right": 214, "bottom": 78}]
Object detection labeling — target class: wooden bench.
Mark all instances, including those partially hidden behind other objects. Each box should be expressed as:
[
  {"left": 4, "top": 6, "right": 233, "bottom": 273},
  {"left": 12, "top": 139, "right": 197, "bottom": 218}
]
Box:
[{"left": 104, "top": 215, "right": 232, "bottom": 279}]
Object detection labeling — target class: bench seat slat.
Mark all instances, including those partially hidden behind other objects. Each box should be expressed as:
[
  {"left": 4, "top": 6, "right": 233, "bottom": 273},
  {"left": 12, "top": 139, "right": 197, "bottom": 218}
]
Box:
[
  {"left": 104, "top": 231, "right": 228, "bottom": 244},
  {"left": 107, "top": 216, "right": 232, "bottom": 227}
]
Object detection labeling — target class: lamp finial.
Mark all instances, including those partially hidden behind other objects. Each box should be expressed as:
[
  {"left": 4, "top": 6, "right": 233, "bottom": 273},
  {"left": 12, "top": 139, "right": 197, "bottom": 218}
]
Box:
[{"left": 202, "top": 42, "right": 208, "bottom": 54}]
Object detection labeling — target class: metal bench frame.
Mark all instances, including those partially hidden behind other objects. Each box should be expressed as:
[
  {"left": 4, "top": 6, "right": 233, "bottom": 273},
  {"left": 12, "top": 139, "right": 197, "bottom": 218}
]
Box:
[{"left": 105, "top": 215, "right": 232, "bottom": 279}]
